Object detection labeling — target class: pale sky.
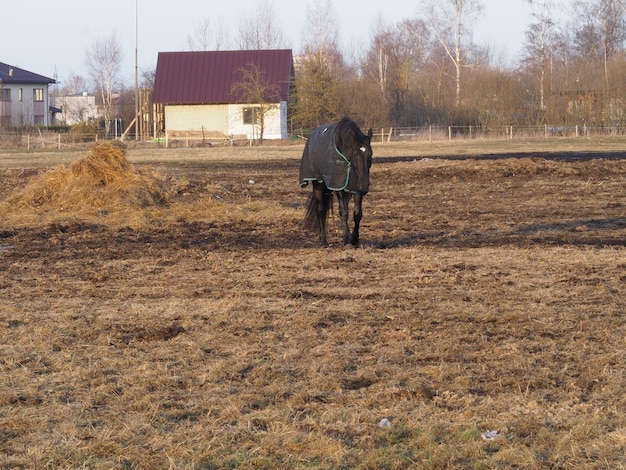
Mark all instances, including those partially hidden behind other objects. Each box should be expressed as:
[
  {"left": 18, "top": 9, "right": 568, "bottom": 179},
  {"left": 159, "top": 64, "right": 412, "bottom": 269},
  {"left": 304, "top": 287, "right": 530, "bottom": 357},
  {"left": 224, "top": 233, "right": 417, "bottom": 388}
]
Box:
[{"left": 1, "top": 0, "right": 536, "bottom": 87}]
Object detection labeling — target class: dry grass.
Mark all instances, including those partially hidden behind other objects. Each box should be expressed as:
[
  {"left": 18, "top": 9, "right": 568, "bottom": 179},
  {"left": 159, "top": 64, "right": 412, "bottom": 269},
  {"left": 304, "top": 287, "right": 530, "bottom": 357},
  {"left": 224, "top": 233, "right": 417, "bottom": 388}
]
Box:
[
  {"left": 0, "top": 141, "right": 625, "bottom": 469},
  {"left": 1, "top": 142, "right": 166, "bottom": 226}
]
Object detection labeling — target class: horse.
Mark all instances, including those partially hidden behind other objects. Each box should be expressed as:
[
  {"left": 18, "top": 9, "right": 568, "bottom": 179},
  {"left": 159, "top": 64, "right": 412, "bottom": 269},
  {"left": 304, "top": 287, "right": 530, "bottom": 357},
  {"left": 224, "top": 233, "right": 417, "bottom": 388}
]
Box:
[{"left": 299, "top": 117, "right": 373, "bottom": 247}]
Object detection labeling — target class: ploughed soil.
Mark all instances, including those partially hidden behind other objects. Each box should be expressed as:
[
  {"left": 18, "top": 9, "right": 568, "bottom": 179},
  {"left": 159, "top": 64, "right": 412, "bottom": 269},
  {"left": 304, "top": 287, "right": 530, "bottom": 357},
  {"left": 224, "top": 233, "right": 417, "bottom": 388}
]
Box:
[{"left": 0, "top": 148, "right": 625, "bottom": 469}]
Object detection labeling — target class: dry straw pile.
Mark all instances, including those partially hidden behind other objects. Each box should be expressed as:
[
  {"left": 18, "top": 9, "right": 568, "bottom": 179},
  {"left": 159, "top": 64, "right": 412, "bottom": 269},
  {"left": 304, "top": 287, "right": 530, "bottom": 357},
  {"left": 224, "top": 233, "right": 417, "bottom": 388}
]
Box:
[{"left": 6, "top": 141, "right": 167, "bottom": 212}]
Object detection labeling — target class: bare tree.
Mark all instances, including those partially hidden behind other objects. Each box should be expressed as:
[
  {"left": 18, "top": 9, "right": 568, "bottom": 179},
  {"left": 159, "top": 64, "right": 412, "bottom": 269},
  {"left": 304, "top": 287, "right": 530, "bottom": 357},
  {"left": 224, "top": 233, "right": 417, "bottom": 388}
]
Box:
[
  {"left": 187, "top": 17, "right": 227, "bottom": 51},
  {"left": 303, "top": 0, "right": 340, "bottom": 60},
  {"left": 292, "top": 0, "right": 345, "bottom": 128},
  {"left": 60, "top": 73, "right": 88, "bottom": 95},
  {"left": 235, "top": 0, "right": 286, "bottom": 49},
  {"left": 571, "top": 0, "right": 626, "bottom": 90},
  {"left": 363, "top": 18, "right": 431, "bottom": 126},
  {"left": 86, "top": 33, "right": 123, "bottom": 136},
  {"left": 520, "top": 1, "right": 557, "bottom": 113},
  {"left": 423, "top": 0, "right": 484, "bottom": 108},
  {"left": 139, "top": 67, "right": 156, "bottom": 90},
  {"left": 230, "top": 63, "right": 281, "bottom": 143}
]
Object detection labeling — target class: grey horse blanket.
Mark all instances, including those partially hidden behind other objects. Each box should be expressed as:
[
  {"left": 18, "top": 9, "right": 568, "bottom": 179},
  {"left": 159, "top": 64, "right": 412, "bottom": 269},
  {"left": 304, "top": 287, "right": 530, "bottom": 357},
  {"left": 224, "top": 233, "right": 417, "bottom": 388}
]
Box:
[{"left": 299, "top": 121, "right": 358, "bottom": 192}]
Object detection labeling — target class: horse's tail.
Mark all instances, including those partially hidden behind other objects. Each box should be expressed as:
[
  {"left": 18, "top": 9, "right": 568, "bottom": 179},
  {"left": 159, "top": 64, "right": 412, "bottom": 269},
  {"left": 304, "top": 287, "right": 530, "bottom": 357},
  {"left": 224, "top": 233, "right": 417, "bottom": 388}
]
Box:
[{"left": 304, "top": 187, "right": 331, "bottom": 234}]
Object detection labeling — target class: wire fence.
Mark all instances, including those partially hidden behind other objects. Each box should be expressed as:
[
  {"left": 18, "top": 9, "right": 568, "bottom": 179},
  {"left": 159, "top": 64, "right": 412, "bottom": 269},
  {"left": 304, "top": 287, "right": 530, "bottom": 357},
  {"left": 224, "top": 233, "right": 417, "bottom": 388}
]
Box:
[
  {"left": 373, "top": 124, "right": 626, "bottom": 142},
  {"left": 0, "top": 130, "right": 105, "bottom": 149},
  {"left": 1, "top": 124, "right": 626, "bottom": 149}
]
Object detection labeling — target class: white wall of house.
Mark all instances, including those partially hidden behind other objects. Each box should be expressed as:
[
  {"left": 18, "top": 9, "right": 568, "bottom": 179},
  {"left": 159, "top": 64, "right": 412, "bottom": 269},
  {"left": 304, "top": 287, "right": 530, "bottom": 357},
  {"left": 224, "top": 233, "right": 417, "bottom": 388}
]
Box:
[
  {"left": 165, "top": 104, "right": 229, "bottom": 134},
  {"left": 163, "top": 102, "right": 287, "bottom": 140},
  {"left": 0, "top": 83, "right": 51, "bottom": 127},
  {"left": 227, "top": 102, "right": 287, "bottom": 140}
]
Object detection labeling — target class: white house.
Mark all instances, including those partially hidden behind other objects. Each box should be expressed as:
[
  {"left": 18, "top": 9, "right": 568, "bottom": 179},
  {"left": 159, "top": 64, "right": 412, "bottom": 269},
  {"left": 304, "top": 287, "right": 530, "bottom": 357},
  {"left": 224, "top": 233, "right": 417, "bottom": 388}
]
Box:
[
  {"left": 54, "top": 92, "right": 99, "bottom": 125},
  {"left": 152, "top": 50, "right": 294, "bottom": 141},
  {"left": 0, "top": 62, "right": 56, "bottom": 127}
]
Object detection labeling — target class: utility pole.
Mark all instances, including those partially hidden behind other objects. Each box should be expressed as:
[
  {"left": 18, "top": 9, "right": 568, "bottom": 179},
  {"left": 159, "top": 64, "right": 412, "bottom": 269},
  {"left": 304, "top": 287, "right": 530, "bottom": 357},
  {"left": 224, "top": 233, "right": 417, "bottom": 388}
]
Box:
[{"left": 135, "top": 0, "right": 139, "bottom": 141}]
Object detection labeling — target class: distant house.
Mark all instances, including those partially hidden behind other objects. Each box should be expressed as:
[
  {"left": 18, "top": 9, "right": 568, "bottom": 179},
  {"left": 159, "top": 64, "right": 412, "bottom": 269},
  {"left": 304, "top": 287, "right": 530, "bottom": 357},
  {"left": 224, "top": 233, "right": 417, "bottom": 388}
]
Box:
[
  {"left": 0, "top": 62, "right": 56, "bottom": 127},
  {"left": 152, "top": 49, "right": 294, "bottom": 140},
  {"left": 54, "top": 92, "right": 99, "bottom": 126}
]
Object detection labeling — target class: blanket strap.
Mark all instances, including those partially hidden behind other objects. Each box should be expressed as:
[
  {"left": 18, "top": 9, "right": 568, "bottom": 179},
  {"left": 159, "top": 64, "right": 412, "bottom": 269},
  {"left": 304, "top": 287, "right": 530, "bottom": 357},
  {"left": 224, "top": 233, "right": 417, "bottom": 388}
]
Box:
[
  {"left": 333, "top": 127, "right": 354, "bottom": 192},
  {"left": 333, "top": 129, "right": 350, "bottom": 167}
]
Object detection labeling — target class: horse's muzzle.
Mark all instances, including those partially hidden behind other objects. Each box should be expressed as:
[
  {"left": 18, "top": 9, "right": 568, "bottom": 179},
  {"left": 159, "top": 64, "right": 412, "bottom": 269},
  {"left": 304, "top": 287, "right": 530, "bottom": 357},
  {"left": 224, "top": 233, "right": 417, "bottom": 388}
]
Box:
[{"left": 357, "top": 173, "right": 370, "bottom": 194}]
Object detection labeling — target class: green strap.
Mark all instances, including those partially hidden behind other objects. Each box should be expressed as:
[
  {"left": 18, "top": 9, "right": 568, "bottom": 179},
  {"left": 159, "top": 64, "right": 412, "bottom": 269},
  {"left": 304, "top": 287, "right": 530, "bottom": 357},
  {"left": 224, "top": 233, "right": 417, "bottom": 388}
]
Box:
[
  {"left": 333, "top": 130, "right": 350, "bottom": 166},
  {"left": 332, "top": 127, "right": 353, "bottom": 192}
]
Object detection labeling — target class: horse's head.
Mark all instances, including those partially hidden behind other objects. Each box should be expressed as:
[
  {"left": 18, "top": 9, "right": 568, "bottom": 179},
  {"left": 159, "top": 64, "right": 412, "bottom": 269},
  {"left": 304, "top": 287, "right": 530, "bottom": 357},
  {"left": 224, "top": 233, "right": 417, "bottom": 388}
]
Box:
[
  {"left": 350, "top": 127, "right": 373, "bottom": 194},
  {"left": 332, "top": 117, "right": 373, "bottom": 194}
]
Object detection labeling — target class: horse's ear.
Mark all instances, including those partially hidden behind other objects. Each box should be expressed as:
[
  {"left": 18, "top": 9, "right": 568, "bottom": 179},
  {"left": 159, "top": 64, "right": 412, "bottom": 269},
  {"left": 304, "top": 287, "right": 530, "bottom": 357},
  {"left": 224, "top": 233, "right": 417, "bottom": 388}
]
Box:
[{"left": 367, "top": 128, "right": 373, "bottom": 141}]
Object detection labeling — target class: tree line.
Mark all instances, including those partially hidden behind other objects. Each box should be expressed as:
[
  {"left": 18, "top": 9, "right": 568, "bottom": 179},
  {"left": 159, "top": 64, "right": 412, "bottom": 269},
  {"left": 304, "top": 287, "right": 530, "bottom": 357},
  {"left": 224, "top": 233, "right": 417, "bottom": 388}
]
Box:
[
  {"left": 58, "top": 0, "right": 626, "bottom": 135},
  {"left": 290, "top": 0, "right": 626, "bottom": 132}
]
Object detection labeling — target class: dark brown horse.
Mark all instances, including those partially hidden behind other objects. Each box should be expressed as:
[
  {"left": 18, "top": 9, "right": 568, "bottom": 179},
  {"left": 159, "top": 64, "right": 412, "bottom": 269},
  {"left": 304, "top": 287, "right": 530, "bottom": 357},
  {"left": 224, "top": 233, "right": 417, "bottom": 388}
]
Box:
[{"left": 299, "top": 117, "right": 373, "bottom": 247}]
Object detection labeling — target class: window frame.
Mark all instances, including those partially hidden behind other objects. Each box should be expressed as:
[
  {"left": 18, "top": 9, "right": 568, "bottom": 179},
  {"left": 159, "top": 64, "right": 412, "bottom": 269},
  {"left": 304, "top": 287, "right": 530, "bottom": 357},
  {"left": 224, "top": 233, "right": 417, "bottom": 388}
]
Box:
[{"left": 243, "top": 106, "right": 260, "bottom": 125}]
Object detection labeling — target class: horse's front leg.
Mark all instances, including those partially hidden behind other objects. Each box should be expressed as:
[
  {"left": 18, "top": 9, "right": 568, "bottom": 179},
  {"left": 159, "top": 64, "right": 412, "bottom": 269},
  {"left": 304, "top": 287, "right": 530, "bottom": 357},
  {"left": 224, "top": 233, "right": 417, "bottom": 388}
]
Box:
[
  {"left": 337, "top": 191, "right": 352, "bottom": 246},
  {"left": 350, "top": 194, "right": 364, "bottom": 247}
]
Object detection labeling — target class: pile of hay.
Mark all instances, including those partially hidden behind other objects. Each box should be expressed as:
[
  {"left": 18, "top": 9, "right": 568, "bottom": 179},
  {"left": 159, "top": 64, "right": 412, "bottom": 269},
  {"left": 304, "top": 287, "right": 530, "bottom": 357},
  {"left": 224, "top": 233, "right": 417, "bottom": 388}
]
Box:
[{"left": 7, "top": 142, "right": 167, "bottom": 211}]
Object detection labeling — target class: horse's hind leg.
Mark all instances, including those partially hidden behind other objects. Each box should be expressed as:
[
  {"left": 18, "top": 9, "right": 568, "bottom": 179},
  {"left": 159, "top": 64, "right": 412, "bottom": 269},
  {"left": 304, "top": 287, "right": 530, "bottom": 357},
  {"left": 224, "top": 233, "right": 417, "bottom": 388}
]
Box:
[
  {"left": 313, "top": 182, "right": 331, "bottom": 246},
  {"left": 304, "top": 181, "right": 331, "bottom": 246}
]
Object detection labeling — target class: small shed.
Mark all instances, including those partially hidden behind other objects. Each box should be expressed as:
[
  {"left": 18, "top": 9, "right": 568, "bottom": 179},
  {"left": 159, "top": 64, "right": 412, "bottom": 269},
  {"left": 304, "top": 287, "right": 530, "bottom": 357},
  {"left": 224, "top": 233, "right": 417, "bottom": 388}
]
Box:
[{"left": 152, "top": 49, "right": 294, "bottom": 141}]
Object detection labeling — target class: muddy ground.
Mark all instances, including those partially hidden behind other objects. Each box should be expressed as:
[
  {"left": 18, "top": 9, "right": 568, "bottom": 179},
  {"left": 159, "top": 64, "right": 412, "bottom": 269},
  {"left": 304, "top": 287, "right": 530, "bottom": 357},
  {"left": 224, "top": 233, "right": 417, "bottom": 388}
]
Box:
[{"left": 0, "top": 150, "right": 625, "bottom": 468}]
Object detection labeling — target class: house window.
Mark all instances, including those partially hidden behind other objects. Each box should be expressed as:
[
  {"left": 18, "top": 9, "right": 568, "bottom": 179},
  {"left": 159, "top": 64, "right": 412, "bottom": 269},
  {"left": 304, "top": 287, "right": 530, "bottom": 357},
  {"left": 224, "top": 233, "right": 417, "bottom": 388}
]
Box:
[
  {"left": 243, "top": 106, "right": 260, "bottom": 125},
  {"left": 1, "top": 89, "right": 10, "bottom": 101},
  {"left": 18, "top": 88, "right": 23, "bottom": 102},
  {"left": 33, "top": 88, "right": 44, "bottom": 102},
  {"left": 34, "top": 115, "right": 45, "bottom": 126}
]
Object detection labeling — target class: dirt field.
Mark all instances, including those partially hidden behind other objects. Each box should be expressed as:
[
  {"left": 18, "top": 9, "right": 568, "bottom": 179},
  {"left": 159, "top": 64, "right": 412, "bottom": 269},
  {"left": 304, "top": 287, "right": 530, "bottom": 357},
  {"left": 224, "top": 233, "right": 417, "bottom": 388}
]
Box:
[{"left": 0, "top": 141, "right": 625, "bottom": 469}]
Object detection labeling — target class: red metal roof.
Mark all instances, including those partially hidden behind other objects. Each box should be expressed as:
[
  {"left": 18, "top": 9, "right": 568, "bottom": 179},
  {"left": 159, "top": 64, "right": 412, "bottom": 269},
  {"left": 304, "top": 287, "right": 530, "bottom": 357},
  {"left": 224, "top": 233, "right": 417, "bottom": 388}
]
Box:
[{"left": 153, "top": 49, "right": 293, "bottom": 105}]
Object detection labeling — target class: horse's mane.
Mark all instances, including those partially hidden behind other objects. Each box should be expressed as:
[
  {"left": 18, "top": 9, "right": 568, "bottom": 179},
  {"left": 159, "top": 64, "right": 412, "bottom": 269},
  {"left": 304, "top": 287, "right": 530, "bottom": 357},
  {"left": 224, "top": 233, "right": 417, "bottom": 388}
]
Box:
[
  {"left": 335, "top": 117, "right": 368, "bottom": 149},
  {"left": 336, "top": 116, "right": 361, "bottom": 135}
]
